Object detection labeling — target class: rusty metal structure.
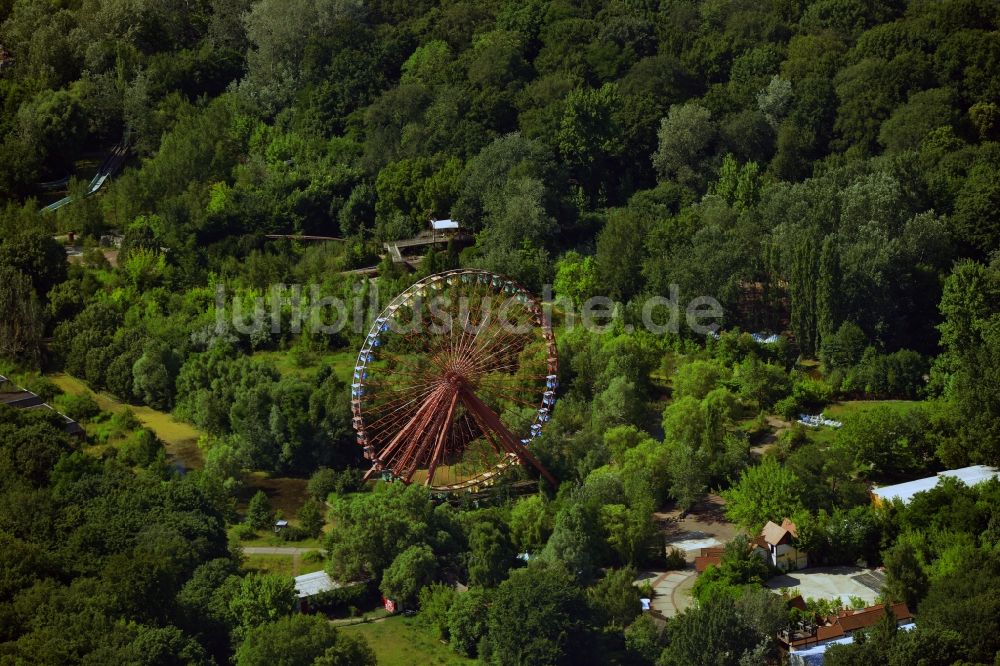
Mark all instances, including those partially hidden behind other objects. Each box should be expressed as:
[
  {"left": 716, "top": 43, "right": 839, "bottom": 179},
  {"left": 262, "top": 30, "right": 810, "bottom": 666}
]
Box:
[{"left": 352, "top": 269, "right": 558, "bottom": 491}]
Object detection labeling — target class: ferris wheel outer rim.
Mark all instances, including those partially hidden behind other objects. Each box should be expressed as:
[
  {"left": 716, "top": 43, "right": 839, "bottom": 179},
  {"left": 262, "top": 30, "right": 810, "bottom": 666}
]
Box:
[{"left": 350, "top": 268, "right": 558, "bottom": 490}]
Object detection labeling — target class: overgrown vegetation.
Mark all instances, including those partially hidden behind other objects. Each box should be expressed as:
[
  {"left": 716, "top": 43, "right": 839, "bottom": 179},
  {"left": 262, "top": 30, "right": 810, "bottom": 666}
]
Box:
[{"left": 2, "top": 0, "right": 999, "bottom": 664}]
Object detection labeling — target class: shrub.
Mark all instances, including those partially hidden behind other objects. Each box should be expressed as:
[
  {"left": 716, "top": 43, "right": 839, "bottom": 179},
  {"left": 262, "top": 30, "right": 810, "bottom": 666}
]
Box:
[
  {"left": 235, "top": 523, "right": 257, "bottom": 540},
  {"left": 278, "top": 525, "right": 308, "bottom": 542},
  {"left": 118, "top": 428, "right": 164, "bottom": 467},
  {"left": 21, "top": 374, "right": 62, "bottom": 402},
  {"left": 308, "top": 467, "right": 364, "bottom": 500},
  {"left": 418, "top": 583, "right": 456, "bottom": 640},
  {"left": 310, "top": 581, "right": 374, "bottom": 614},
  {"left": 53, "top": 392, "right": 101, "bottom": 421},
  {"left": 664, "top": 547, "right": 687, "bottom": 571}
]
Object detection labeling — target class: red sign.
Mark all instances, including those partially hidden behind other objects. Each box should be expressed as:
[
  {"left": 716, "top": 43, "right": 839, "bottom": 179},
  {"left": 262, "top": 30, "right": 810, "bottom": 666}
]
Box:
[{"left": 383, "top": 597, "right": 397, "bottom": 614}]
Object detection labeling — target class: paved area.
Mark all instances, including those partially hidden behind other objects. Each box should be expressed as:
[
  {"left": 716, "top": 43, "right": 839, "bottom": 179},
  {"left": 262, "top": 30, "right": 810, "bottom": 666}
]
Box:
[
  {"left": 632, "top": 494, "right": 743, "bottom": 618},
  {"left": 655, "top": 493, "right": 741, "bottom": 557},
  {"left": 668, "top": 533, "right": 723, "bottom": 551},
  {"left": 764, "top": 566, "right": 886, "bottom": 605},
  {"left": 635, "top": 568, "right": 698, "bottom": 618}
]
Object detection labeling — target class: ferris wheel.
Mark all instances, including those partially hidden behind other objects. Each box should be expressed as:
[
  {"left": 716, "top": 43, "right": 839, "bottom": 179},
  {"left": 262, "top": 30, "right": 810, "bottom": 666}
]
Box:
[{"left": 351, "top": 269, "right": 558, "bottom": 492}]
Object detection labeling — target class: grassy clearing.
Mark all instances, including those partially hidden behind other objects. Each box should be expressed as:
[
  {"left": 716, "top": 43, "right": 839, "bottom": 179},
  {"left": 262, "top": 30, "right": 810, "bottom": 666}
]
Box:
[
  {"left": 338, "top": 615, "right": 474, "bottom": 666},
  {"left": 243, "top": 554, "right": 297, "bottom": 577},
  {"left": 228, "top": 524, "right": 328, "bottom": 550},
  {"left": 229, "top": 473, "right": 330, "bottom": 549},
  {"left": 822, "top": 399, "right": 920, "bottom": 419},
  {"left": 242, "top": 553, "right": 325, "bottom": 577},
  {"left": 47, "top": 372, "right": 205, "bottom": 469},
  {"left": 803, "top": 399, "right": 921, "bottom": 446},
  {"left": 252, "top": 349, "right": 357, "bottom": 384}
]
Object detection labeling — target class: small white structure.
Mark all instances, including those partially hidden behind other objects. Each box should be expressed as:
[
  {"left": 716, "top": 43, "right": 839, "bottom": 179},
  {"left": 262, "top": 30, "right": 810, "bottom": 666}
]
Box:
[
  {"left": 759, "top": 518, "right": 808, "bottom": 571},
  {"left": 430, "top": 219, "right": 460, "bottom": 231},
  {"left": 871, "top": 465, "right": 1000, "bottom": 506},
  {"left": 797, "top": 413, "right": 842, "bottom": 429},
  {"left": 751, "top": 332, "right": 782, "bottom": 345},
  {"left": 273, "top": 519, "right": 289, "bottom": 533}
]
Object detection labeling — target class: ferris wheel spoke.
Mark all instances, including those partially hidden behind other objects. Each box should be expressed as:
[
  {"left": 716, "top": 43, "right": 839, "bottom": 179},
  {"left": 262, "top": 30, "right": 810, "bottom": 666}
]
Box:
[
  {"left": 468, "top": 332, "right": 524, "bottom": 372},
  {"left": 449, "top": 315, "right": 499, "bottom": 373},
  {"left": 475, "top": 387, "right": 541, "bottom": 409},
  {"left": 472, "top": 314, "right": 534, "bottom": 355},
  {"left": 471, "top": 339, "right": 533, "bottom": 376},
  {"left": 478, "top": 372, "right": 550, "bottom": 383},
  {"left": 363, "top": 383, "right": 442, "bottom": 432},
  {"left": 364, "top": 379, "right": 440, "bottom": 409}
]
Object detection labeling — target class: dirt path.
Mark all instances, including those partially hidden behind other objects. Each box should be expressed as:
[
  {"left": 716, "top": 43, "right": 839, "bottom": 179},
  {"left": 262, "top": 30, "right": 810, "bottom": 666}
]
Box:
[
  {"left": 749, "top": 414, "right": 792, "bottom": 457},
  {"left": 243, "top": 546, "right": 317, "bottom": 555}
]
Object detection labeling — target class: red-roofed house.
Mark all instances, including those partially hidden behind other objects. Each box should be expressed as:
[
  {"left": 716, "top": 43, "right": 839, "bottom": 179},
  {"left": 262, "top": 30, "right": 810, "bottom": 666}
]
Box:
[
  {"left": 778, "top": 602, "right": 914, "bottom": 653},
  {"left": 760, "top": 518, "right": 808, "bottom": 571}
]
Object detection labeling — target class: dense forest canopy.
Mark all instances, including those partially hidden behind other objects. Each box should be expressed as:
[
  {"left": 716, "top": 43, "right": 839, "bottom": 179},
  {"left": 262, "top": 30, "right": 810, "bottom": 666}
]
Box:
[{"left": 1, "top": 0, "right": 999, "bottom": 664}]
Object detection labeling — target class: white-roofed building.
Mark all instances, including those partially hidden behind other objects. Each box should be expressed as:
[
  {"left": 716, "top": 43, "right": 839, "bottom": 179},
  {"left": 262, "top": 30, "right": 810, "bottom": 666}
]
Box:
[
  {"left": 293, "top": 570, "right": 344, "bottom": 612},
  {"left": 294, "top": 570, "right": 337, "bottom": 599},
  {"left": 430, "top": 219, "right": 460, "bottom": 231},
  {"left": 871, "top": 465, "right": 999, "bottom": 506}
]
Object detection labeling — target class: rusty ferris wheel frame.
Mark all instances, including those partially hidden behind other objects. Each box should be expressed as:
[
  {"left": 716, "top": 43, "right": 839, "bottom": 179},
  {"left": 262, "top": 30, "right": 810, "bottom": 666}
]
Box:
[{"left": 351, "top": 269, "right": 558, "bottom": 492}]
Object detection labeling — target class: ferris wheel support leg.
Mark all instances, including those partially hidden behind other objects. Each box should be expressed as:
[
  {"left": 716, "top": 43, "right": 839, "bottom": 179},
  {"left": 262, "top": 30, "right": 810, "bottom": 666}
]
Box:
[
  {"left": 370, "top": 386, "right": 448, "bottom": 479},
  {"left": 458, "top": 385, "right": 558, "bottom": 488},
  {"left": 398, "top": 387, "right": 455, "bottom": 482},
  {"left": 424, "top": 390, "right": 460, "bottom": 487}
]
